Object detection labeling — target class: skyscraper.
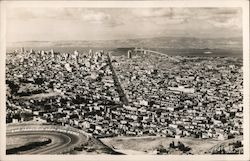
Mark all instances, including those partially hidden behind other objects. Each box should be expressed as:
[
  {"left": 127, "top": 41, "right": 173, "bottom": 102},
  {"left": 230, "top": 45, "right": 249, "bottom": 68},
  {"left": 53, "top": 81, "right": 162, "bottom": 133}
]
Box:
[
  {"left": 73, "top": 50, "right": 79, "bottom": 64},
  {"left": 127, "top": 50, "right": 132, "bottom": 59},
  {"left": 50, "top": 49, "right": 55, "bottom": 58},
  {"left": 30, "top": 49, "right": 34, "bottom": 54},
  {"left": 20, "top": 47, "right": 24, "bottom": 53},
  {"left": 51, "top": 49, "right": 54, "bottom": 55},
  {"left": 89, "top": 49, "right": 93, "bottom": 58}
]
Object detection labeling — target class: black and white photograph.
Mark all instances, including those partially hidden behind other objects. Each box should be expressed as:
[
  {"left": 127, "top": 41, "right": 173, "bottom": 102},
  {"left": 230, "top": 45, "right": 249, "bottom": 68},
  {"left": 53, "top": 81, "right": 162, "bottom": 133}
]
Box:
[{"left": 0, "top": 1, "right": 249, "bottom": 161}]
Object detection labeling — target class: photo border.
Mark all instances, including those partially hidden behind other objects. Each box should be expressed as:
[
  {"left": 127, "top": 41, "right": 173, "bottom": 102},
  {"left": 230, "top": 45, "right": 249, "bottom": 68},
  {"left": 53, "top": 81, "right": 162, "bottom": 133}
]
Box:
[{"left": 0, "top": 1, "right": 249, "bottom": 161}]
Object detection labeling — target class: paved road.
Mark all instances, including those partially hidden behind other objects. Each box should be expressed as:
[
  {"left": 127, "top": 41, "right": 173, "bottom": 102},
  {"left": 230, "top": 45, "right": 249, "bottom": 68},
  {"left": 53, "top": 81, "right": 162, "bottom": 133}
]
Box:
[
  {"left": 107, "top": 53, "right": 129, "bottom": 105},
  {"left": 7, "top": 131, "right": 84, "bottom": 154},
  {"left": 206, "top": 135, "right": 243, "bottom": 154}
]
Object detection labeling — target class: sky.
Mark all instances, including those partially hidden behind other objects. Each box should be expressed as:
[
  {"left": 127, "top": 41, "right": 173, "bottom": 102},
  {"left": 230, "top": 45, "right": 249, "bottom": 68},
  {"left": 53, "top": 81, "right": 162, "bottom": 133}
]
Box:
[{"left": 6, "top": 7, "right": 242, "bottom": 42}]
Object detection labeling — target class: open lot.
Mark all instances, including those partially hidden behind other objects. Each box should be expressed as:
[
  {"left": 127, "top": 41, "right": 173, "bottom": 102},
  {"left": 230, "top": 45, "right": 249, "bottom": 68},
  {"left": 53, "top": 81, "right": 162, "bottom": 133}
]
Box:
[{"left": 101, "top": 136, "right": 243, "bottom": 155}]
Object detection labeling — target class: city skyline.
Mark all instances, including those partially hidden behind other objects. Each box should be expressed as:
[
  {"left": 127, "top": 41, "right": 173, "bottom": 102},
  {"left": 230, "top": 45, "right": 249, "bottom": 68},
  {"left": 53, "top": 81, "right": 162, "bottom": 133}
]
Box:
[{"left": 7, "top": 7, "right": 242, "bottom": 42}]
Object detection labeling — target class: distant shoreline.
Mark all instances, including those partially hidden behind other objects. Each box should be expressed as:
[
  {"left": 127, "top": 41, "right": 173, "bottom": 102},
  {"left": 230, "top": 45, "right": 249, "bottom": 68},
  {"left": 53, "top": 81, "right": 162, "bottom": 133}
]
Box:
[{"left": 6, "top": 47, "right": 243, "bottom": 58}]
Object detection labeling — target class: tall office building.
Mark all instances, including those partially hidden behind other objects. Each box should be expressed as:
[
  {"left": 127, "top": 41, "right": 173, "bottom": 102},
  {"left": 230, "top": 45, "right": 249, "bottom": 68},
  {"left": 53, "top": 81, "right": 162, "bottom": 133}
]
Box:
[
  {"left": 30, "top": 49, "right": 34, "bottom": 54},
  {"left": 127, "top": 50, "right": 132, "bottom": 59},
  {"left": 51, "top": 49, "right": 54, "bottom": 54},
  {"left": 20, "top": 47, "right": 24, "bottom": 53},
  {"left": 89, "top": 49, "right": 93, "bottom": 57},
  {"left": 74, "top": 50, "right": 79, "bottom": 64}
]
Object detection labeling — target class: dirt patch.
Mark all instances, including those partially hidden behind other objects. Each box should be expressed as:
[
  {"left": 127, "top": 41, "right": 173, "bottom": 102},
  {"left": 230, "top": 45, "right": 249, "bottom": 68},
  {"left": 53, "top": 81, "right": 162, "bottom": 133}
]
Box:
[{"left": 101, "top": 136, "right": 225, "bottom": 154}]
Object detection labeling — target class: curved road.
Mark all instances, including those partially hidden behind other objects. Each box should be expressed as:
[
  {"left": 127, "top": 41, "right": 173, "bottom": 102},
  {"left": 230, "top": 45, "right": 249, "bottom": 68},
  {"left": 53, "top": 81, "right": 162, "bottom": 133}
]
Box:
[
  {"left": 206, "top": 135, "right": 243, "bottom": 154},
  {"left": 7, "top": 131, "right": 84, "bottom": 154}
]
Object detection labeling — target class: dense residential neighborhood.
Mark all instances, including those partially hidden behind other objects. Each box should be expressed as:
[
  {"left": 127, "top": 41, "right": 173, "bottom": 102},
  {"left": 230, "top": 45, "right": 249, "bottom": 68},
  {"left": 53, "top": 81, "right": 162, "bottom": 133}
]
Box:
[
  {"left": 112, "top": 51, "right": 243, "bottom": 140},
  {"left": 6, "top": 47, "right": 243, "bottom": 154}
]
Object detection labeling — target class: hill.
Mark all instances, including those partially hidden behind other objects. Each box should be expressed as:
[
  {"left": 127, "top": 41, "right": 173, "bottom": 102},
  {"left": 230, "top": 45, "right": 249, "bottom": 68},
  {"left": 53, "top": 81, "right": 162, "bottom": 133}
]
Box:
[{"left": 7, "top": 36, "right": 242, "bottom": 50}]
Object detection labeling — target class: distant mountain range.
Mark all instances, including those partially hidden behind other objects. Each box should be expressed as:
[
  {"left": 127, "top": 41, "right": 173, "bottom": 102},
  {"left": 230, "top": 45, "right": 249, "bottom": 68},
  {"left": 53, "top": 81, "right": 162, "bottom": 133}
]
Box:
[{"left": 7, "top": 37, "right": 242, "bottom": 49}]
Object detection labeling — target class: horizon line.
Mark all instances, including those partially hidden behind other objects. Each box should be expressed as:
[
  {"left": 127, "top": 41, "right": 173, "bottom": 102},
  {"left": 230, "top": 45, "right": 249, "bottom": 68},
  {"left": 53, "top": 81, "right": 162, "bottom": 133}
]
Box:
[{"left": 7, "top": 35, "right": 243, "bottom": 43}]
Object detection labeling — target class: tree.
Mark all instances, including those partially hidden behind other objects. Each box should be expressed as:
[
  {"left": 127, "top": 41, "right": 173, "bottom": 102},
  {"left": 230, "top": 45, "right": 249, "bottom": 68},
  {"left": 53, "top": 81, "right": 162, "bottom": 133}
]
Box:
[
  {"left": 169, "top": 141, "right": 175, "bottom": 148},
  {"left": 6, "top": 80, "right": 20, "bottom": 95}
]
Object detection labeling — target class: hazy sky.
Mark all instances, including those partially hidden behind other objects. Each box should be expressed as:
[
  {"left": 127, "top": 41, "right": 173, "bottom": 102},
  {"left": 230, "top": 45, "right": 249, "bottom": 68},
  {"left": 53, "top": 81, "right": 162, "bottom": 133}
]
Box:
[{"left": 6, "top": 7, "right": 242, "bottom": 42}]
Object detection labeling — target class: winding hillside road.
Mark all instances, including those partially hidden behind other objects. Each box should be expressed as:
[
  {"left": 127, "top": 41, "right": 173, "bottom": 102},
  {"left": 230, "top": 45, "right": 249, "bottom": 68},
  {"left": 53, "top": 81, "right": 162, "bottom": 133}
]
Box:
[{"left": 6, "top": 123, "right": 90, "bottom": 155}]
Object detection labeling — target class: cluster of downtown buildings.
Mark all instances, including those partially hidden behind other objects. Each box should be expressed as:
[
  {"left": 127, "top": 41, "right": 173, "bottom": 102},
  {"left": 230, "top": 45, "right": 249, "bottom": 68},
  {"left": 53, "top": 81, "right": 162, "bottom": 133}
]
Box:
[{"left": 6, "top": 47, "right": 243, "bottom": 141}]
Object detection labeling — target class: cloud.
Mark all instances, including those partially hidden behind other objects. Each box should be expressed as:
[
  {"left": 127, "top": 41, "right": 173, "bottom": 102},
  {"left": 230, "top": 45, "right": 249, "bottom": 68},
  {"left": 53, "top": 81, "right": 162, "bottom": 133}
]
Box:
[
  {"left": 7, "top": 7, "right": 241, "bottom": 28},
  {"left": 130, "top": 8, "right": 241, "bottom": 28},
  {"left": 72, "top": 9, "right": 124, "bottom": 27},
  {"left": 7, "top": 8, "right": 124, "bottom": 27},
  {"left": 6, "top": 7, "right": 242, "bottom": 42},
  {"left": 171, "top": 8, "right": 242, "bottom": 29},
  {"left": 131, "top": 8, "right": 173, "bottom": 18},
  {"left": 202, "top": 8, "right": 242, "bottom": 29}
]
